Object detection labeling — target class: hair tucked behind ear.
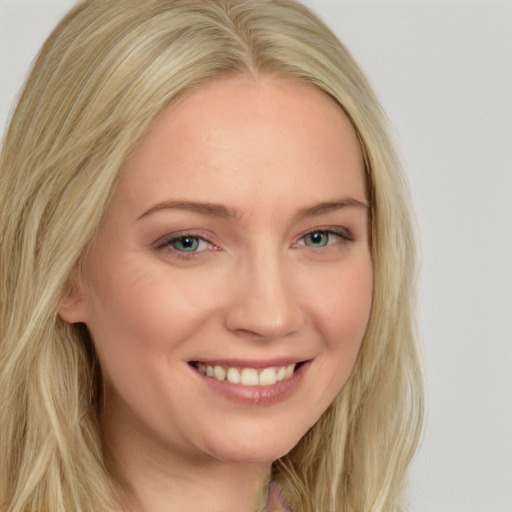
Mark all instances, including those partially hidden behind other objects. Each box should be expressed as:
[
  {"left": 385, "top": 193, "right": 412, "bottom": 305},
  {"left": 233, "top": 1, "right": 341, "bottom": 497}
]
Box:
[{"left": 0, "top": 1, "right": 424, "bottom": 511}]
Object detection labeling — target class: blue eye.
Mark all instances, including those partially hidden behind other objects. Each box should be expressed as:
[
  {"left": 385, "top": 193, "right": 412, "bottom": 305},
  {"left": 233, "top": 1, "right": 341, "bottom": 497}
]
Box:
[
  {"left": 170, "top": 235, "right": 208, "bottom": 253},
  {"left": 303, "top": 231, "right": 331, "bottom": 247},
  {"left": 300, "top": 228, "right": 352, "bottom": 249}
]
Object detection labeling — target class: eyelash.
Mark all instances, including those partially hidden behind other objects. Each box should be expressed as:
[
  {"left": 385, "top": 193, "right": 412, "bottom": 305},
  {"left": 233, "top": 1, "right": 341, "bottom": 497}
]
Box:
[
  {"left": 155, "top": 232, "right": 216, "bottom": 260},
  {"left": 155, "top": 227, "right": 354, "bottom": 260},
  {"left": 295, "top": 227, "right": 354, "bottom": 249}
]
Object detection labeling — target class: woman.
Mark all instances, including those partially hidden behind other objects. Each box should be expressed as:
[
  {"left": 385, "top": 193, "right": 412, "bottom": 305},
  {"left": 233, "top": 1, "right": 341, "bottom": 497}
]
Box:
[{"left": 0, "top": 1, "right": 424, "bottom": 511}]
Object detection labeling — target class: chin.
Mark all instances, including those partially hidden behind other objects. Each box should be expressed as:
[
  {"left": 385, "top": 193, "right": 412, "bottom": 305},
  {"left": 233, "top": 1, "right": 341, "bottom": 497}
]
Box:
[{"left": 202, "top": 436, "right": 300, "bottom": 464}]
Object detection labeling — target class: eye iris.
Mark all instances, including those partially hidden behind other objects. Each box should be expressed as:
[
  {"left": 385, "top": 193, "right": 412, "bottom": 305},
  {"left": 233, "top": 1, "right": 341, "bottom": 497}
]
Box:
[
  {"left": 173, "top": 236, "right": 199, "bottom": 252},
  {"left": 305, "top": 231, "right": 329, "bottom": 247}
]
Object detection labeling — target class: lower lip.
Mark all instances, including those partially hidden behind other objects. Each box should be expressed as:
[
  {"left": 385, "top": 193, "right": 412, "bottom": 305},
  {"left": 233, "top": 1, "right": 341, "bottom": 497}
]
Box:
[{"left": 191, "top": 362, "right": 310, "bottom": 407}]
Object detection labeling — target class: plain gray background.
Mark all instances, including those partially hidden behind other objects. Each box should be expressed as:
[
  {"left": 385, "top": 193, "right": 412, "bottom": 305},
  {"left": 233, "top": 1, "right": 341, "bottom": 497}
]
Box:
[{"left": 1, "top": 1, "right": 511, "bottom": 511}]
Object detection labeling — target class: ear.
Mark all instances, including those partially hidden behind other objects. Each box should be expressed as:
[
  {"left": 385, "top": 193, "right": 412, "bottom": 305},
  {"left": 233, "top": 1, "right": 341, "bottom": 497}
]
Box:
[{"left": 58, "top": 277, "right": 89, "bottom": 324}]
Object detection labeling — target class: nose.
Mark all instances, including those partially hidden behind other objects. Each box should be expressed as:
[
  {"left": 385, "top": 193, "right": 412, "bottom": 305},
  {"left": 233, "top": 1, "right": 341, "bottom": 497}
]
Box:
[{"left": 224, "top": 251, "right": 305, "bottom": 340}]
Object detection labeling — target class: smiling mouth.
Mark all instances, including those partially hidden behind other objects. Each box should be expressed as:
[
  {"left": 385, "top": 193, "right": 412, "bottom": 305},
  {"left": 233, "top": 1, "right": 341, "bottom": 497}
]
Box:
[{"left": 190, "top": 361, "right": 305, "bottom": 386}]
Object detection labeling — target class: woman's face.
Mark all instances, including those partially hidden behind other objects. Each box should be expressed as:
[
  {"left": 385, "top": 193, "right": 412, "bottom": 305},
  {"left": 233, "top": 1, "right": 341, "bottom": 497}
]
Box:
[{"left": 60, "top": 75, "right": 372, "bottom": 465}]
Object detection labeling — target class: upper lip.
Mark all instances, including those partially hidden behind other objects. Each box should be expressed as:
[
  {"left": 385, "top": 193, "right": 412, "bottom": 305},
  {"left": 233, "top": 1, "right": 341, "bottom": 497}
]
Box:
[{"left": 189, "top": 358, "right": 308, "bottom": 369}]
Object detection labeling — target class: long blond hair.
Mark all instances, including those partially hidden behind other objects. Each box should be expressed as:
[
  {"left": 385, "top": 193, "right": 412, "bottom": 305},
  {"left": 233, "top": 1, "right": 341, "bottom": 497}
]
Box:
[{"left": 0, "top": 1, "right": 424, "bottom": 511}]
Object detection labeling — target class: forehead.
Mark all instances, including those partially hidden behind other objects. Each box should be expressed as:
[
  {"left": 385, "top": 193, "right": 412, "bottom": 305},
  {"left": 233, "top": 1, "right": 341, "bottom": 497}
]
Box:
[{"left": 116, "top": 74, "right": 365, "bottom": 215}]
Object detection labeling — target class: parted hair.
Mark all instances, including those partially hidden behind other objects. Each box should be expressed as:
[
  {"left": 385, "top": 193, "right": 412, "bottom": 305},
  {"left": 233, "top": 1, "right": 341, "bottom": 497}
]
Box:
[{"left": 0, "top": 1, "right": 424, "bottom": 511}]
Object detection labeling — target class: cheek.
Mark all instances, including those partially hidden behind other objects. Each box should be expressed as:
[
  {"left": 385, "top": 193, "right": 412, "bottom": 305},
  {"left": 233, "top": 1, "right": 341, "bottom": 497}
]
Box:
[
  {"left": 84, "top": 262, "right": 221, "bottom": 360},
  {"left": 315, "top": 257, "right": 372, "bottom": 338},
  {"left": 310, "top": 257, "right": 373, "bottom": 384},
  {"left": 82, "top": 266, "right": 218, "bottom": 420}
]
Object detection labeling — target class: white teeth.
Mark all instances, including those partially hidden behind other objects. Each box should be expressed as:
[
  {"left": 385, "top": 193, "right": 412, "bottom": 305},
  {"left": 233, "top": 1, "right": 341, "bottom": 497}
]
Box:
[
  {"left": 240, "top": 368, "right": 259, "bottom": 386},
  {"left": 284, "top": 364, "right": 295, "bottom": 378},
  {"left": 213, "top": 365, "right": 226, "bottom": 381},
  {"left": 259, "top": 367, "right": 277, "bottom": 386},
  {"left": 226, "top": 367, "right": 241, "bottom": 384},
  {"left": 197, "top": 362, "right": 298, "bottom": 386}
]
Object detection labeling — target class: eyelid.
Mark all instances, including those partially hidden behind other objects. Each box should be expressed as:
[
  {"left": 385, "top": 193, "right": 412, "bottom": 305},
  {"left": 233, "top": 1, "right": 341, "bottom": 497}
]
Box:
[
  {"left": 294, "top": 226, "right": 354, "bottom": 246},
  {"left": 152, "top": 225, "right": 354, "bottom": 258},
  {"left": 154, "top": 231, "right": 216, "bottom": 253}
]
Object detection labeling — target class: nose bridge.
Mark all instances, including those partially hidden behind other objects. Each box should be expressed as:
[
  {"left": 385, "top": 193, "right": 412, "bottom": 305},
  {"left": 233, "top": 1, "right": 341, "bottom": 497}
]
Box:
[{"left": 225, "top": 241, "right": 304, "bottom": 338}]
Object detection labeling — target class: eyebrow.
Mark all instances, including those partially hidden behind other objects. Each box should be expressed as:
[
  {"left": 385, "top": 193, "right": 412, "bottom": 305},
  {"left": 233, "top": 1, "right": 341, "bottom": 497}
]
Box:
[
  {"left": 137, "top": 197, "right": 368, "bottom": 221},
  {"left": 137, "top": 200, "right": 239, "bottom": 220},
  {"left": 296, "top": 198, "right": 369, "bottom": 219}
]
